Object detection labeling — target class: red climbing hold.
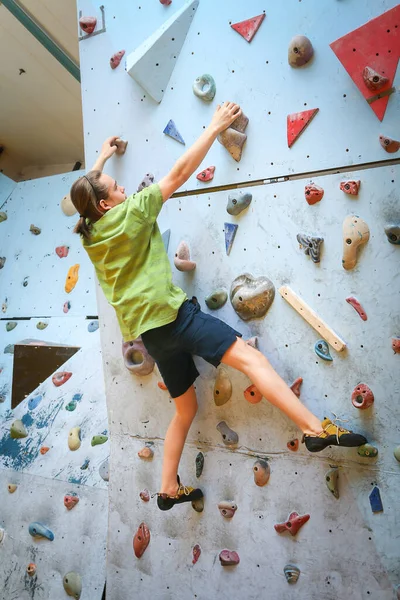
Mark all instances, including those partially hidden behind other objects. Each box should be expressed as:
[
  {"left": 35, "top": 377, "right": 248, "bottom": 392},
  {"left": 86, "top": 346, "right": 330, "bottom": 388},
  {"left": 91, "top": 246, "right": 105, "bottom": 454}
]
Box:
[
  {"left": 196, "top": 166, "right": 215, "bottom": 182},
  {"left": 287, "top": 109, "right": 319, "bottom": 148},
  {"left": 160, "top": 0, "right": 172, "bottom": 4},
  {"left": 352, "top": 383, "right": 374, "bottom": 409},
  {"left": 40, "top": 446, "right": 50, "bottom": 455},
  {"left": 192, "top": 544, "right": 201, "bottom": 564},
  {"left": 340, "top": 180, "right": 360, "bottom": 196},
  {"left": 244, "top": 384, "right": 262, "bottom": 404},
  {"left": 274, "top": 511, "right": 310, "bottom": 536},
  {"left": 55, "top": 246, "right": 69, "bottom": 258},
  {"left": 346, "top": 296, "right": 367, "bottom": 321},
  {"left": 219, "top": 549, "right": 240, "bottom": 566},
  {"left": 110, "top": 50, "right": 125, "bottom": 69},
  {"left": 392, "top": 337, "right": 400, "bottom": 354},
  {"left": 304, "top": 184, "right": 324, "bottom": 205},
  {"left": 79, "top": 16, "right": 97, "bottom": 34},
  {"left": 52, "top": 371, "right": 72, "bottom": 387},
  {"left": 64, "top": 495, "right": 79, "bottom": 510},
  {"left": 133, "top": 522, "right": 150, "bottom": 558},
  {"left": 231, "top": 14, "right": 265, "bottom": 43},
  {"left": 290, "top": 377, "right": 303, "bottom": 398},
  {"left": 287, "top": 439, "right": 299, "bottom": 452},
  {"left": 157, "top": 381, "right": 168, "bottom": 391}
]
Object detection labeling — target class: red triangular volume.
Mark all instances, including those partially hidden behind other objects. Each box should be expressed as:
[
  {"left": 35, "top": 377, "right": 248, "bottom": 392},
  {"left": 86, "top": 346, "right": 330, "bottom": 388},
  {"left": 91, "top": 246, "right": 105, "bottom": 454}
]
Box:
[
  {"left": 231, "top": 14, "right": 265, "bottom": 43},
  {"left": 287, "top": 108, "right": 319, "bottom": 148},
  {"left": 330, "top": 5, "right": 400, "bottom": 121}
]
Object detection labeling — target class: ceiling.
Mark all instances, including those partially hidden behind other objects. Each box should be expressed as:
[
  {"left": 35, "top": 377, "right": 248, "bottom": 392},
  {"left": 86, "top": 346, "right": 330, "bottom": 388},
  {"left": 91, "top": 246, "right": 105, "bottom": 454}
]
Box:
[{"left": 0, "top": 0, "right": 84, "bottom": 181}]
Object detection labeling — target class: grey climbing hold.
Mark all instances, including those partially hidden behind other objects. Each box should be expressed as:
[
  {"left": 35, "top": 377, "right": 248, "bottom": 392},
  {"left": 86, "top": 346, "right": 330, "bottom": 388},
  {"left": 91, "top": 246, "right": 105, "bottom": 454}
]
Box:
[
  {"left": 384, "top": 224, "right": 400, "bottom": 245},
  {"left": 0, "top": 257, "right": 6, "bottom": 269},
  {"left": 284, "top": 564, "right": 300, "bottom": 584},
  {"left": 63, "top": 572, "right": 82, "bottom": 599},
  {"left": 174, "top": 241, "right": 196, "bottom": 271},
  {"left": 192, "top": 497, "right": 204, "bottom": 512},
  {"left": 230, "top": 273, "right": 275, "bottom": 321},
  {"left": 218, "top": 501, "right": 237, "bottom": 518},
  {"left": 137, "top": 173, "right": 155, "bottom": 192},
  {"left": 4, "top": 344, "right": 14, "bottom": 354},
  {"left": 195, "top": 452, "right": 204, "bottom": 478},
  {"left": 314, "top": 339, "right": 333, "bottom": 361},
  {"left": 29, "top": 522, "right": 54, "bottom": 541},
  {"left": 213, "top": 367, "right": 232, "bottom": 406},
  {"left": 193, "top": 74, "right": 216, "bottom": 101},
  {"left": 6, "top": 322, "right": 17, "bottom": 332},
  {"left": 246, "top": 336, "right": 258, "bottom": 349},
  {"left": 30, "top": 224, "right": 41, "bottom": 235},
  {"left": 393, "top": 446, "right": 400, "bottom": 462},
  {"left": 325, "top": 466, "right": 339, "bottom": 499},
  {"left": 0, "top": 528, "right": 5, "bottom": 544},
  {"left": 297, "top": 233, "right": 324, "bottom": 263},
  {"left": 218, "top": 112, "right": 249, "bottom": 162},
  {"left": 10, "top": 419, "right": 27, "bottom": 439},
  {"left": 226, "top": 191, "right": 252, "bottom": 216},
  {"left": 122, "top": 337, "right": 155, "bottom": 376},
  {"left": 288, "top": 35, "right": 314, "bottom": 67},
  {"left": 0, "top": 212, "right": 7, "bottom": 222},
  {"left": 99, "top": 457, "right": 109, "bottom": 481},
  {"left": 216, "top": 421, "right": 238, "bottom": 447},
  {"left": 205, "top": 289, "right": 227, "bottom": 310},
  {"left": 88, "top": 321, "right": 99, "bottom": 332},
  {"left": 23, "top": 277, "right": 29, "bottom": 287}
]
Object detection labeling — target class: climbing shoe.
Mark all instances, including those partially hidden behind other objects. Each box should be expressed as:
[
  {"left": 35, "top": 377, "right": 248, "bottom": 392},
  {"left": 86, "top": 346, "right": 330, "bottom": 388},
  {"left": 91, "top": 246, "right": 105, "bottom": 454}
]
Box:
[
  {"left": 156, "top": 475, "right": 203, "bottom": 511},
  {"left": 303, "top": 417, "right": 367, "bottom": 453}
]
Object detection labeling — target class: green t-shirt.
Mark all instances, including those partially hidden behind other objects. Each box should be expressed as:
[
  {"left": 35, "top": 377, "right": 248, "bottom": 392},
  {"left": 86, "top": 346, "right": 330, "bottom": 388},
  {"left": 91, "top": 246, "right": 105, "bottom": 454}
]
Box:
[{"left": 83, "top": 183, "right": 186, "bottom": 341}]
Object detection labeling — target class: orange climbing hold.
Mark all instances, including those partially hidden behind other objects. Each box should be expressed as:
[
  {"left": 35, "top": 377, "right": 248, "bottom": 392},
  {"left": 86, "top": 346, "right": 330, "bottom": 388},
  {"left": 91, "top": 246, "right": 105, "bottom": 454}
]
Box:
[
  {"left": 287, "top": 109, "right": 319, "bottom": 148},
  {"left": 157, "top": 381, "right": 168, "bottom": 391},
  {"left": 40, "top": 446, "right": 50, "bottom": 455},
  {"left": 52, "top": 371, "right": 72, "bottom": 387},
  {"left": 231, "top": 14, "right": 265, "bottom": 43},
  {"left": 287, "top": 439, "right": 299, "bottom": 452},
  {"left": 244, "top": 384, "right": 262, "bottom": 404},
  {"left": 65, "top": 264, "right": 80, "bottom": 293}
]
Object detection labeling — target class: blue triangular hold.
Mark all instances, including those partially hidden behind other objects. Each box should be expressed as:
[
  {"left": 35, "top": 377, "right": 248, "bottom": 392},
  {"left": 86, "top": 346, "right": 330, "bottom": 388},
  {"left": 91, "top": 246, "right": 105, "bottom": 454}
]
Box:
[
  {"left": 162, "top": 229, "right": 170, "bottom": 251},
  {"left": 369, "top": 486, "right": 383, "bottom": 513},
  {"left": 224, "top": 222, "right": 238, "bottom": 256},
  {"left": 163, "top": 119, "right": 185, "bottom": 144}
]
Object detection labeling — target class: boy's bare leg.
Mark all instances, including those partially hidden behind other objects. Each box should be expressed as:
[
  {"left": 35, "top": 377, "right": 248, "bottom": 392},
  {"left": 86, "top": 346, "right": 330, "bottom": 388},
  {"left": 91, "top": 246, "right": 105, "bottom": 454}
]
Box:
[
  {"left": 221, "top": 337, "right": 323, "bottom": 435},
  {"left": 160, "top": 385, "right": 198, "bottom": 495}
]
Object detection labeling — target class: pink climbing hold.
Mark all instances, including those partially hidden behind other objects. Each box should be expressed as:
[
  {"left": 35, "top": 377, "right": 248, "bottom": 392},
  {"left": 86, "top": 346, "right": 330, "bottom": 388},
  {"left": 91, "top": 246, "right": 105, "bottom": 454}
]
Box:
[
  {"left": 192, "top": 544, "right": 201, "bottom": 564},
  {"left": 55, "top": 246, "right": 69, "bottom": 258},
  {"left": 274, "top": 511, "right": 310, "bottom": 536},
  {"left": 290, "top": 377, "right": 303, "bottom": 398},
  {"left": 79, "top": 16, "right": 97, "bottom": 34},
  {"left": 160, "top": 0, "right": 172, "bottom": 4},
  {"left": 52, "top": 372, "right": 72, "bottom": 387},
  {"left": 231, "top": 14, "right": 265, "bottom": 43},
  {"left": 140, "top": 489, "right": 150, "bottom": 502},
  {"left": 346, "top": 296, "right": 367, "bottom": 321},
  {"left": 351, "top": 383, "right": 374, "bottom": 409},
  {"left": 138, "top": 446, "right": 154, "bottom": 459},
  {"left": 219, "top": 549, "right": 240, "bottom": 566},
  {"left": 304, "top": 184, "right": 324, "bottom": 205},
  {"left": 392, "top": 337, "right": 400, "bottom": 354},
  {"left": 63, "top": 301, "right": 71, "bottom": 314},
  {"left": 196, "top": 166, "right": 215, "bottom": 182},
  {"left": 64, "top": 495, "right": 79, "bottom": 510},
  {"left": 110, "top": 50, "right": 125, "bottom": 69}
]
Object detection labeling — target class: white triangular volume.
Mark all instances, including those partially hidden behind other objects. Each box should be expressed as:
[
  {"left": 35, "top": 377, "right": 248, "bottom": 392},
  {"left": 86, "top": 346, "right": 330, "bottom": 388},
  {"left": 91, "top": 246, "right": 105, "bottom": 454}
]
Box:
[{"left": 127, "top": 0, "right": 199, "bottom": 102}]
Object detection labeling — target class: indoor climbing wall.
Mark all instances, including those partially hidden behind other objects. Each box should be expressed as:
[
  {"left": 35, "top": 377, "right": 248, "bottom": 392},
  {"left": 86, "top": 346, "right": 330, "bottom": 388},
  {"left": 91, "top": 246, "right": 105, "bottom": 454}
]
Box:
[{"left": 76, "top": 0, "right": 400, "bottom": 598}]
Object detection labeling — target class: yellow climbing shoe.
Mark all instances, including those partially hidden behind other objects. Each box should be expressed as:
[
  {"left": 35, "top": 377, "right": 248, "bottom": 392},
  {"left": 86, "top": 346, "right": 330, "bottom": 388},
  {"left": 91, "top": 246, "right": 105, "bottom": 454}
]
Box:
[{"left": 303, "top": 417, "right": 367, "bottom": 453}]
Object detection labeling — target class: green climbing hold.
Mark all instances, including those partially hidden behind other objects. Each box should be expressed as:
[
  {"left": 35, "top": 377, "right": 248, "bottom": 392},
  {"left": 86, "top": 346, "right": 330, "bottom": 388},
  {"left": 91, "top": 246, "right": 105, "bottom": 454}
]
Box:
[
  {"left": 325, "top": 466, "right": 339, "bottom": 499},
  {"left": 393, "top": 446, "right": 400, "bottom": 462},
  {"left": 63, "top": 572, "right": 82, "bottom": 599},
  {"left": 36, "top": 322, "right": 48, "bottom": 330},
  {"left": 0, "top": 212, "right": 7, "bottom": 223},
  {"left": 205, "top": 289, "right": 228, "bottom": 310},
  {"left": 65, "top": 400, "right": 77, "bottom": 412},
  {"left": 91, "top": 435, "right": 108, "bottom": 447},
  {"left": 6, "top": 322, "right": 17, "bottom": 332},
  {"left": 357, "top": 443, "right": 378, "bottom": 458},
  {"left": 10, "top": 419, "right": 28, "bottom": 439}
]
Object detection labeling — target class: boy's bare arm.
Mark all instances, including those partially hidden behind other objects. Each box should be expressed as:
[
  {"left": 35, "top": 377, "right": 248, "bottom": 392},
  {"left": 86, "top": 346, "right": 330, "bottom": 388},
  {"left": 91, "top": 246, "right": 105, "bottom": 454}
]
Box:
[{"left": 158, "top": 101, "right": 241, "bottom": 202}]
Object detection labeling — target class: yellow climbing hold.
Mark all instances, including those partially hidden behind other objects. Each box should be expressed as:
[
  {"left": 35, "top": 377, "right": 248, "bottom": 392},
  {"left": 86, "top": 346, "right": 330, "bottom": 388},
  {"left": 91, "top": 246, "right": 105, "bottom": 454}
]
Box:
[
  {"left": 10, "top": 419, "right": 27, "bottom": 439},
  {"left": 68, "top": 427, "right": 81, "bottom": 451},
  {"left": 8, "top": 483, "right": 17, "bottom": 493},
  {"left": 65, "top": 264, "right": 80, "bottom": 293}
]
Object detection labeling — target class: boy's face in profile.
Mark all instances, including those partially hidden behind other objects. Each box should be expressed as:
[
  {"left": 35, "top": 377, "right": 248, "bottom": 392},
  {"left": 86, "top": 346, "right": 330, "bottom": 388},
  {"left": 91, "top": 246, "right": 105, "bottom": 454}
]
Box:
[{"left": 99, "top": 173, "right": 127, "bottom": 211}]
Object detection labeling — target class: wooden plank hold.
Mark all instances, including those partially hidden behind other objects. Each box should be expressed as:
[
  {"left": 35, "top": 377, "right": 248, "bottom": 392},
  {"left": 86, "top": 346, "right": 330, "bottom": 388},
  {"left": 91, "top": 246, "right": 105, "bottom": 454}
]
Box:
[{"left": 278, "top": 286, "right": 347, "bottom": 352}]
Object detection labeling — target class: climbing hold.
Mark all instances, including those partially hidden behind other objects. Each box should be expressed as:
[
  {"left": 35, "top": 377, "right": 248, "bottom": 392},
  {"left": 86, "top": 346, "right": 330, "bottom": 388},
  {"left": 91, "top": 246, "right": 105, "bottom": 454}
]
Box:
[
  {"left": 8, "top": 483, "right": 17, "bottom": 493},
  {"left": 393, "top": 446, "right": 400, "bottom": 462},
  {"left": 351, "top": 383, "right": 374, "bottom": 409},
  {"left": 88, "top": 321, "right": 99, "bottom": 332},
  {"left": 218, "top": 113, "right": 249, "bottom": 163},
  {"left": 80, "top": 458, "right": 90, "bottom": 470},
  {"left": 304, "top": 184, "right": 324, "bottom": 205},
  {"left": 287, "top": 439, "right": 299, "bottom": 452},
  {"left": 196, "top": 166, "right": 215, "bottom": 182},
  {"left": 138, "top": 446, "right": 154, "bottom": 459},
  {"left": 346, "top": 296, "right": 367, "bottom": 321},
  {"left": 224, "top": 222, "right": 238, "bottom": 256},
  {"left": 244, "top": 384, "right": 262, "bottom": 404},
  {"left": 91, "top": 435, "right": 108, "bottom": 446},
  {"left": 274, "top": 511, "right": 310, "bottom": 536},
  {"left": 140, "top": 489, "right": 150, "bottom": 502},
  {"left": 213, "top": 367, "right": 232, "bottom": 406},
  {"left": 110, "top": 50, "right": 125, "bottom": 69},
  {"left": 6, "top": 322, "right": 17, "bottom": 332},
  {"left": 342, "top": 215, "right": 370, "bottom": 270},
  {"left": 226, "top": 191, "right": 252, "bottom": 216},
  {"left": 157, "top": 381, "right": 168, "bottom": 391},
  {"left": 160, "top": 0, "right": 172, "bottom": 5},
  {"left": 362, "top": 66, "right": 389, "bottom": 91},
  {"left": 63, "top": 301, "right": 71, "bottom": 313},
  {"left": 231, "top": 13, "right": 265, "bottom": 43},
  {"left": 369, "top": 486, "right": 383, "bottom": 513},
  {"left": 358, "top": 443, "right": 378, "bottom": 458},
  {"left": 205, "top": 289, "right": 227, "bottom": 310},
  {"left": 230, "top": 273, "right": 275, "bottom": 321},
  {"left": 218, "top": 501, "right": 237, "bottom": 519},
  {"left": 55, "top": 246, "right": 69, "bottom": 258},
  {"left": 0, "top": 211, "right": 7, "bottom": 222},
  {"left": 379, "top": 135, "right": 400, "bottom": 153},
  {"left": 65, "top": 400, "right": 77, "bottom": 411},
  {"left": 0, "top": 257, "right": 6, "bottom": 269},
  {"left": 137, "top": 173, "right": 155, "bottom": 192},
  {"left": 79, "top": 15, "right": 96, "bottom": 34},
  {"left": 340, "top": 180, "right": 361, "bottom": 196},
  {"left": 163, "top": 119, "right": 185, "bottom": 144},
  {"left": 246, "top": 336, "right": 258, "bottom": 349},
  {"left": 253, "top": 459, "right": 270, "bottom": 487},
  {"left": 290, "top": 377, "right": 303, "bottom": 398},
  {"left": 216, "top": 421, "right": 238, "bottom": 447},
  {"left": 314, "top": 340, "right": 333, "bottom": 361},
  {"left": 65, "top": 264, "right": 80, "bottom": 293},
  {"left": 36, "top": 321, "right": 48, "bottom": 330},
  {"left": 0, "top": 529, "right": 5, "bottom": 544},
  {"left": 174, "top": 241, "right": 196, "bottom": 271},
  {"left": 193, "top": 74, "right": 216, "bottom": 102},
  {"left": 325, "top": 466, "right": 339, "bottom": 499},
  {"left": 287, "top": 108, "right": 319, "bottom": 148},
  {"left": 296, "top": 233, "right": 324, "bottom": 263},
  {"left": 122, "top": 337, "right": 155, "bottom": 376},
  {"left": 219, "top": 550, "right": 240, "bottom": 566},
  {"left": 133, "top": 522, "right": 150, "bottom": 558},
  {"left": 40, "top": 446, "right": 50, "bottom": 455},
  {"left": 63, "top": 572, "right": 82, "bottom": 599},
  {"left": 68, "top": 427, "right": 81, "bottom": 451},
  {"left": 30, "top": 224, "right": 41, "bottom": 235},
  {"left": 288, "top": 35, "right": 314, "bottom": 67},
  {"left": 29, "top": 522, "right": 54, "bottom": 541},
  {"left": 22, "top": 277, "right": 29, "bottom": 288},
  {"left": 284, "top": 564, "right": 301, "bottom": 584},
  {"left": 61, "top": 193, "right": 77, "bottom": 217},
  {"left": 4, "top": 343, "right": 14, "bottom": 354},
  {"left": 10, "top": 419, "right": 27, "bottom": 439},
  {"left": 385, "top": 224, "right": 400, "bottom": 245},
  {"left": 27, "top": 563, "right": 36, "bottom": 577},
  {"left": 2, "top": 302, "right": 7, "bottom": 313},
  {"left": 192, "top": 544, "right": 201, "bottom": 564},
  {"left": 99, "top": 457, "right": 109, "bottom": 481},
  {"left": 192, "top": 497, "right": 204, "bottom": 512},
  {"left": 64, "top": 495, "right": 79, "bottom": 510},
  {"left": 52, "top": 371, "right": 72, "bottom": 387},
  {"left": 195, "top": 452, "right": 204, "bottom": 478},
  {"left": 28, "top": 394, "right": 42, "bottom": 410},
  {"left": 113, "top": 138, "right": 128, "bottom": 155},
  {"left": 392, "top": 338, "right": 400, "bottom": 354}
]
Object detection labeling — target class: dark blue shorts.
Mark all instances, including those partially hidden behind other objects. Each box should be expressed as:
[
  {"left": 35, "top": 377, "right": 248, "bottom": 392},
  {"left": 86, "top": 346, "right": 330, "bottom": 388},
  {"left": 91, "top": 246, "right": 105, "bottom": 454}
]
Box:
[{"left": 141, "top": 298, "right": 242, "bottom": 398}]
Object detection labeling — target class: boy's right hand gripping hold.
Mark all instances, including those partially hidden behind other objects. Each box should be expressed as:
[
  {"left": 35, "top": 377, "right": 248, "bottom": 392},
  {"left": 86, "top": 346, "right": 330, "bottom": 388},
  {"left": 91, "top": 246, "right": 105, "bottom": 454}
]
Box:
[{"left": 210, "top": 101, "right": 242, "bottom": 134}]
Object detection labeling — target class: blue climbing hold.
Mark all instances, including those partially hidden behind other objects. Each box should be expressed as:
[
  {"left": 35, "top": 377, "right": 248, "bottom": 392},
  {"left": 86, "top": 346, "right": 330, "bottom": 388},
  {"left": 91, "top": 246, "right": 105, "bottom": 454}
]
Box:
[
  {"left": 80, "top": 458, "right": 90, "bottom": 470},
  {"left": 369, "top": 486, "right": 383, "bottom": 513},
  {"left": 28, "top": 522, "right": 54, "bottom": 541},
  {"left": 28, "top": 394, "right": 43, "bottom": 411},
  {"left": 163, "top": 119, "right": 185, "bottom": 145},
  {"left": 224, "top": 223, "right": 238, "bottom": 256},
  {"left": 314, "top": 340, "right": 333, "bottom": 361},
  {"left": 162, "top": 229, "right": 171, "bottom": 251},
  {"left": 4, "top": 344, "right": 14, "bottom": 355},
  {"left": 73, "top": 393, "right": 82, "bottom": 403},
  {"left": 88, "top": 321, "right": 99, "bottom": 333}
]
